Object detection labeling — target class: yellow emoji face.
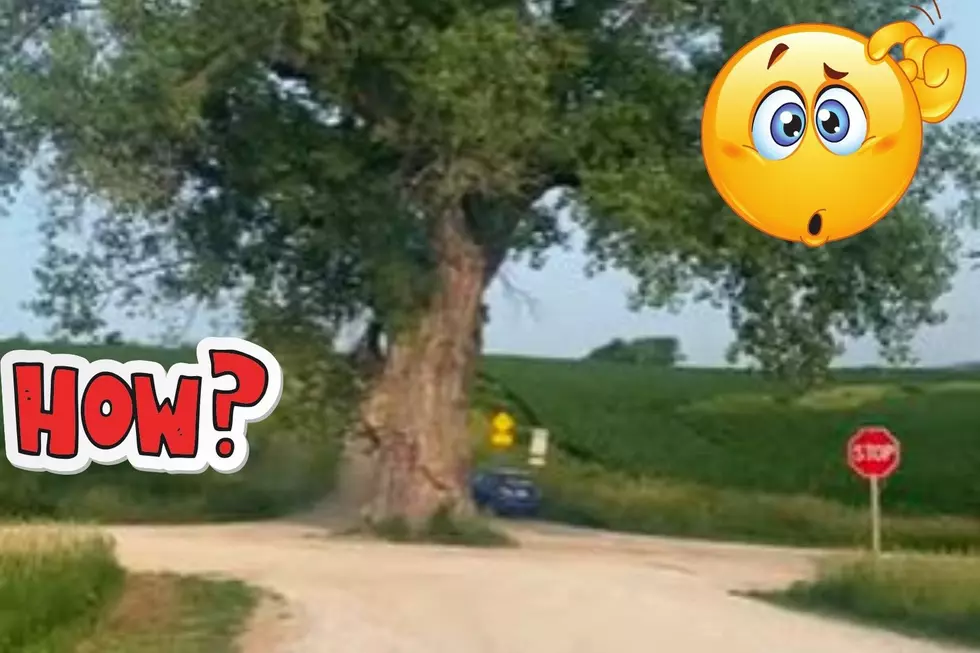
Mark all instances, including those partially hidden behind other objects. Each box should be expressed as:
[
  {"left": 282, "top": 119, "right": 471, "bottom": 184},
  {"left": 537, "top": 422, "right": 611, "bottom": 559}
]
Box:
[{"left": 702, "top": 23, "right": 924, "bottom": 247}]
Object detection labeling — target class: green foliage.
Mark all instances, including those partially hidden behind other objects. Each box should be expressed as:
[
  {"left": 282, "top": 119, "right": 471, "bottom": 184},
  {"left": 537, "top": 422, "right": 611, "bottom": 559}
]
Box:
[
  {"left": 762, "top": 554, "right": 980, "bottom": 646},
  {"left": 0, "top": 528, "right": 123, "bottom": 652},
  {"left": 483, "top": 356, "right": 980, "bottom": 519},
  {"left": 586, "top": 336, "right": 683, "bottom": 366},
  {"left": 1, "top": 0, "right": 978, "bottom": 386},
  {"left": 0, "top": 338, "right": 352, "bottom": 522}
]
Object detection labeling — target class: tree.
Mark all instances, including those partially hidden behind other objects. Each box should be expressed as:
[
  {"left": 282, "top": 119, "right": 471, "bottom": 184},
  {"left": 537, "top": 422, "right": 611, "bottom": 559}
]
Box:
[
  {"left": 587, "top": 336, "right": 683, "bottom": 366},
  {"left": 2, "top": 0, "right": 978, "bottom": 529}
]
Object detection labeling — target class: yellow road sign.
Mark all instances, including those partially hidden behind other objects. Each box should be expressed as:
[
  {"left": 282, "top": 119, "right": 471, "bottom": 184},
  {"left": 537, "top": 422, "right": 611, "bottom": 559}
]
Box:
[
  {"left": 491, "top": 411, "right": 515, "bottom": 432},
  {"left": 491, "top": 431, "right": 514, "bottom": 448},
  {"left": 489, "top": 411, "right": 516, "bottom": 449}
]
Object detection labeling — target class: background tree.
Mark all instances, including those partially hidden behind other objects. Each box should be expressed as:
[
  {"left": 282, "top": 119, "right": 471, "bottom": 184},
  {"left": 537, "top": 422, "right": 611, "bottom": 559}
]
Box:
[
  {"left": 1, "top": 0, "right": 978, "bottom": 529},
  {"left": 587, "top": 336, "right": 684, "bottom": 366}
]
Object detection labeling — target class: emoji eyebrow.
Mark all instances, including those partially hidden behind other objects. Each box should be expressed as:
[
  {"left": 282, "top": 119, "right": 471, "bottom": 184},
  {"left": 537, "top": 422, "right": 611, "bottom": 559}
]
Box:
[
  {"left": 823, "top": 63, "right": 848, "bottom": 79},
  {"left": 767, "top": 43, "right": 789, "bottom": 69}
]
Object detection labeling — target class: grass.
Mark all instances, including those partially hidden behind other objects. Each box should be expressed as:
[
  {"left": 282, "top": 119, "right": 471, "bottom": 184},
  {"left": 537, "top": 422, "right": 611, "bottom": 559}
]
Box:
[
  {"left": 76, "top": 573, "right": 257, "bottom": 653},
  {"left": 756, "top": 553, "right": 980, "bottom": 647},
  {"left": 0, "top": 524, "right": 257, "bottom": 652},
  {"left": 482, "top": 355, "right": 980, "bottom": 549},
  {"left": 0, "top": 525, "right": 123, "bottom": 652}
]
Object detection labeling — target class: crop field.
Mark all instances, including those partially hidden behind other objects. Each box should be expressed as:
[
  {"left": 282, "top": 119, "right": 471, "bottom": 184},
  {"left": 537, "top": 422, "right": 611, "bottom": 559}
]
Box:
[{"left": 484, "top": 356, "right": 980, "bottom": 520}]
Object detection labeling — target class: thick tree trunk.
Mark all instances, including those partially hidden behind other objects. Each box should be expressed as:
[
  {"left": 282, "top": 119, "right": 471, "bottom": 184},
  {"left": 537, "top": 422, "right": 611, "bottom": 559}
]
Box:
[{"left": 350, "top": 205, "right": 489, "bottom": 529}]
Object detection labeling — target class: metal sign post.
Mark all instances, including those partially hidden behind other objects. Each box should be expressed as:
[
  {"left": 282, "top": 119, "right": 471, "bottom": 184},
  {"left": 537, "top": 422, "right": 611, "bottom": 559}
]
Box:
[
  {"left": 847, "top": 426, "right": 901, "bottom": 556},
  {"left": 870, "top": 476, "right": 881, "bottom": 555}
]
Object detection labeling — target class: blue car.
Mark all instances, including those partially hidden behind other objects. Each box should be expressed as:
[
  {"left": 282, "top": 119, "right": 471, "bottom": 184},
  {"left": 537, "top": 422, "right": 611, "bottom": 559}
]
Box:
[{"left": 470, "top": 467, "right": 542, "bottom": 517}]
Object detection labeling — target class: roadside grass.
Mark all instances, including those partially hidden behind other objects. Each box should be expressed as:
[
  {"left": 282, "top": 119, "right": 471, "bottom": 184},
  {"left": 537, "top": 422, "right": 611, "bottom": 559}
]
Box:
[
  {"left": 754, "top": 553, "right": 980, "bottom": 647},
  {"left": 76, "top": 573, "right": 258, "bottom": 653},
  {"left": 532, "top": 456, "right": 980, "bottom": 550},
  {"left": 0, "top": 525, "right": 123, "bottom": 653},
  {"left": 0, "top": 524, "right": 258, "bottom": 653}
]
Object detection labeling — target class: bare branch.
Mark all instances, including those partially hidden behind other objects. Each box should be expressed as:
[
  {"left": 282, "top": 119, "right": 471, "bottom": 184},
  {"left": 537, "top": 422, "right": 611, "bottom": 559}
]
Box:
[{"left": 496, "top": 269, "right": 541, "bottom": 322}]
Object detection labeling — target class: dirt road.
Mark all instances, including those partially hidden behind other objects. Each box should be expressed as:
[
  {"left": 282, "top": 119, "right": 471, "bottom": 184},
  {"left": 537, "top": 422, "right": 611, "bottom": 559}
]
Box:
[{"left": 108, "top": 521, "right": 968, "bottom": 653}]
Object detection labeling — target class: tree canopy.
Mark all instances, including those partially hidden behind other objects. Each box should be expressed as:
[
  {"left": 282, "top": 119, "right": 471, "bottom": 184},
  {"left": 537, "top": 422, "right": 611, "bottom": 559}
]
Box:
[
  {"left": 587, "top": 336, "right": 684, "bottom": 366},
  {"left": 3, "top": 0, "right": 980, "bottom": 522},
  {"left": 1, "top": 0, "right": 976, "bottom": 380}
]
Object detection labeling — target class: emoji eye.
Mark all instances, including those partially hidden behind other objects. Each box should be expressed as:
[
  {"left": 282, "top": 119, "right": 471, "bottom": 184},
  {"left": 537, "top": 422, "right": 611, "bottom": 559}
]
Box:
[
  {"left": 814, "top": 86, "right": 867, "bottom": 155},
  {"left": 751, "top": 87, "right": 806, "bottom": 160}
]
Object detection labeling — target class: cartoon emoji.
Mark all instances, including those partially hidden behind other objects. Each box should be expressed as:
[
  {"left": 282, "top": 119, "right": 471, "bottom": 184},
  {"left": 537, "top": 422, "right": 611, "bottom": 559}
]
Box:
[{"left": 701, "top": 16, "right": 966, "bottom": 247}]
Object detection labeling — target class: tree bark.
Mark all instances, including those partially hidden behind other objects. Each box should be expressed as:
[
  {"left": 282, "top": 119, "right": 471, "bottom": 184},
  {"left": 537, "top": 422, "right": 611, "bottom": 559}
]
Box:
[{"left": 351, "top": 203, "right": 489, "bottom": 529}]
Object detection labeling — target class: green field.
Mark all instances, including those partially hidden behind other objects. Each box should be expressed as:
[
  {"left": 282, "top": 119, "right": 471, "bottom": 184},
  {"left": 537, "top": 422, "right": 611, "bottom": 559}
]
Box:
[
  {"left": 3, "top": 338, "right": 980, "bottom": 550},
  {"left": 484, "top": 356, "right": 980, "bottom": 518},
  {"left": 482, "top": 356, "right": 980, "bottom": 549}
]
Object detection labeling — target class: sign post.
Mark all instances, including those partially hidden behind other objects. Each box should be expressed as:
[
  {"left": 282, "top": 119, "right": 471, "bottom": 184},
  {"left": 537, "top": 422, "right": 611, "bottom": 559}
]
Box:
[
  {"left": 847, "top": 426, "right": 901, "bottom": 556},
  {"left": 869, "top": 476, "right": 881, "bottom": 554}
]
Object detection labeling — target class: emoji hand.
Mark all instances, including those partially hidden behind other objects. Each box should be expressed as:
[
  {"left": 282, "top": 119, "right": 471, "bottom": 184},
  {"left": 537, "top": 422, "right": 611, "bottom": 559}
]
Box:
[{"left": 868, "top": 21, "right": 966, "bottom": 123}]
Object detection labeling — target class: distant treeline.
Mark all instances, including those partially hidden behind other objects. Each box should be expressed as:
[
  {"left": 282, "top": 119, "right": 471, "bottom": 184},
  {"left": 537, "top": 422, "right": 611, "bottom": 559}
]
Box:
[{"left": 585, "top": 336, "right": 684, "bottom": 367}]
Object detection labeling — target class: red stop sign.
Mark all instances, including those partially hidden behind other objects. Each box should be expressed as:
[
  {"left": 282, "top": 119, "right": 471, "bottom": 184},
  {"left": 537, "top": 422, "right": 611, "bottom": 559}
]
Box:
[{"left": 847, "top": 427, "right": 901, "bottom": 479}]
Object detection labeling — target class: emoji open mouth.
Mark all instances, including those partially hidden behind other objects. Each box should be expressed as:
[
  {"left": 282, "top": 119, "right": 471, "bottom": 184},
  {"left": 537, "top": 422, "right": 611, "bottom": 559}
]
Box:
[
  {"left": 800, "top": 211, "right": 828, "bottom": 247},
  {"left": 807, "top": 213, "right": 822, "bottom": 236}
]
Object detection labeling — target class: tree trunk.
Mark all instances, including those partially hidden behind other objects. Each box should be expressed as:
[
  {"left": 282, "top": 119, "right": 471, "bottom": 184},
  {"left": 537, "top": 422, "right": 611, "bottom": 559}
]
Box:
[{"left": 351, "top": 204, "right": 489, "bottom": 529}]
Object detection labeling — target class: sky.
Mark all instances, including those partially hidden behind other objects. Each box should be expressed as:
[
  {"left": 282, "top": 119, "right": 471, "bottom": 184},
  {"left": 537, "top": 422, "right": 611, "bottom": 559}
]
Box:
[{"left": 1, "top": 1, "right": 978, "bottom": 367}]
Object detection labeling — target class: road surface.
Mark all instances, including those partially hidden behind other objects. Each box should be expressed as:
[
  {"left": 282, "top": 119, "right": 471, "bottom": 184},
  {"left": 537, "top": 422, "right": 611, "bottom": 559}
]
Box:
[{"left": 107, "top": 521, "right": 969, "bottom": 653}]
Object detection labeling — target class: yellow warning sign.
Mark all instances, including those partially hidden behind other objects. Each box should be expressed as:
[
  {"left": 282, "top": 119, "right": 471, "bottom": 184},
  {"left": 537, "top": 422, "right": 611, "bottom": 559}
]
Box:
[
  {"left": 491, "top": 431, "right": 514, "bottom": 448},
  {"left": 491, "top": 411, "right": 514, "bottom": 433},
  {"left": 489, "top": 411, "right": 515, "bottom": 449}
]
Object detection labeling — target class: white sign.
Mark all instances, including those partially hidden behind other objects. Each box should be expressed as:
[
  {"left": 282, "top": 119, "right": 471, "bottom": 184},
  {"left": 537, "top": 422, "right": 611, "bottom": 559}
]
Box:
[{"left": 528, "top": 428, "right": 549, "bottom": 467}]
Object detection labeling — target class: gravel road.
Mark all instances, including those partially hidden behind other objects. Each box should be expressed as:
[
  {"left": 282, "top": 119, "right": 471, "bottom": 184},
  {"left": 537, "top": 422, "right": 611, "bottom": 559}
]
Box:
[{"left": 107, "top": 521, "right": 971, "bottom": 653}]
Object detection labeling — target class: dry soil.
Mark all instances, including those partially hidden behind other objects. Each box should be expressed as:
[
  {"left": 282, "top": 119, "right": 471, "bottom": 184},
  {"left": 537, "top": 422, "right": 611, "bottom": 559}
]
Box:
[{"left": 106, "top": 520, "right": 972, "bottom": 653}]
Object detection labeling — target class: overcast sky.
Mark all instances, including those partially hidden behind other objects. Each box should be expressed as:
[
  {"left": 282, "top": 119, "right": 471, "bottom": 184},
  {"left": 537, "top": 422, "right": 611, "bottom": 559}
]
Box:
[{"left": 1, "top": 1, "right": 977, "bottom": 366}]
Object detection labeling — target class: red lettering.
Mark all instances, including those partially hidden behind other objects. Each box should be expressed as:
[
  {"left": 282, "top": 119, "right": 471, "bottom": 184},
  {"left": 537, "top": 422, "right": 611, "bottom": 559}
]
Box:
[
  {"left": 132, "top": 374, "right": 202, "bottom": 458},
  {"left": 81, "top": 373, "right": 135, "bottom": 449},
  {"left": 11, "top": 364, "right": 79, "bottom": 457},
  {"left": 210, "top": 351, "right": 270, "bottom": 431}
]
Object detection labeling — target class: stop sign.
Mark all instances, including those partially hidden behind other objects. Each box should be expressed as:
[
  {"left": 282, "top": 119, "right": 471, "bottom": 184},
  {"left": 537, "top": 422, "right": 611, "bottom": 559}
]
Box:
[{"left": 847, "top": 426, "right": 901, "bottom": 479}]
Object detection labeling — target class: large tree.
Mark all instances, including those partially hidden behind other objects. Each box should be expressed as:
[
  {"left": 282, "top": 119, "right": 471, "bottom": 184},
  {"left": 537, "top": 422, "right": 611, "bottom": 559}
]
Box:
[{"left": 2, "top": 0, "right": 978, "bottom": 528}]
